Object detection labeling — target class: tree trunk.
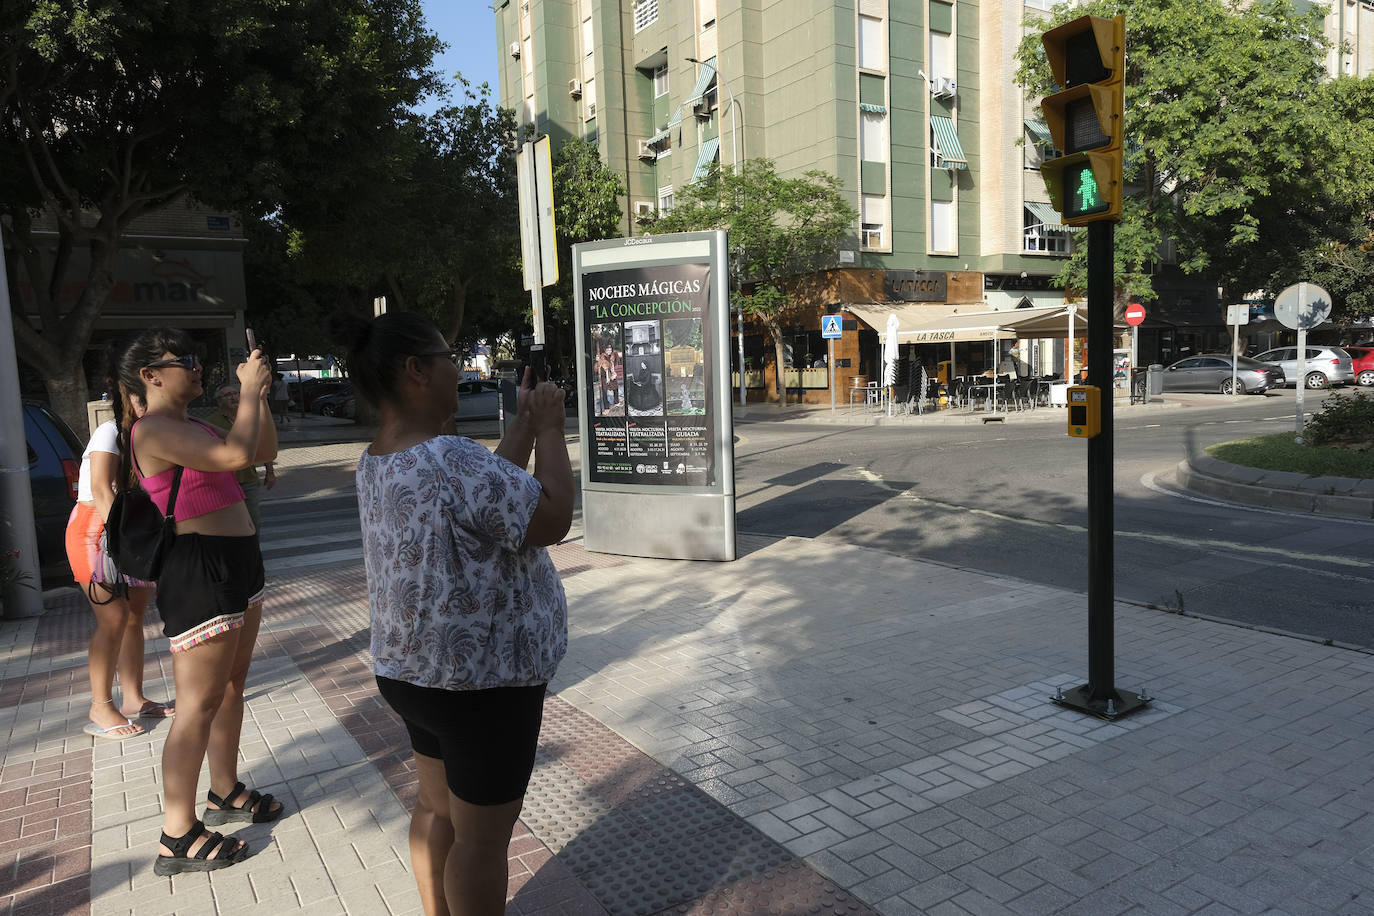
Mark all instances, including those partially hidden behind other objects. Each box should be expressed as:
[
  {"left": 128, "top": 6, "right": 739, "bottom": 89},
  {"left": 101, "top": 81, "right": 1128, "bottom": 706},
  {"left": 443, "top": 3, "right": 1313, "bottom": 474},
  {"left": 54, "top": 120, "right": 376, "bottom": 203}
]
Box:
[
  {"left": 45, "top": 367, "right": 93, "bottom": 439},
  {"left": 768, "top": 320, "right": 788, "bottom": 406}
]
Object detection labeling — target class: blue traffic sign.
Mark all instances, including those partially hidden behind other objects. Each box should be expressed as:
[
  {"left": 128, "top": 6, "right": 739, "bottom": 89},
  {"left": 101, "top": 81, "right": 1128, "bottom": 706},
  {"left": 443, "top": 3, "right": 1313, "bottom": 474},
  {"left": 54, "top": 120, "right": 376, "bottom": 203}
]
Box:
[{"left": 821, "top": 314, "right": 843, "bottom": 339}]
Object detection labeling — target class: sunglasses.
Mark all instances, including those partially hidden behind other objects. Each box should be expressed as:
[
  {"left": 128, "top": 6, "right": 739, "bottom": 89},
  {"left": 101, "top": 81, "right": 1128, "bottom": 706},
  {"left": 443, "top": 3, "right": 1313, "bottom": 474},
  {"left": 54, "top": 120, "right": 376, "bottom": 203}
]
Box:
[
  {"left": 418, "top": 348, "right": 462, "bottom": 367},
  {"left": 146, "top": 354, "right": 201, "bottom": 371}
]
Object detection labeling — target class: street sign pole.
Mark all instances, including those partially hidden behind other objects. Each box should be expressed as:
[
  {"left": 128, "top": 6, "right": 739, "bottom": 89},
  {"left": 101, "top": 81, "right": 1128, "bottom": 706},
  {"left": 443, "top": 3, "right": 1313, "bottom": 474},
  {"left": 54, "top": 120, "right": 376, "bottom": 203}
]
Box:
[
  {"left": 1273, "top": 282, "right": 1332, "bottom": 442},
  {"left": 828, "top": 338, "right": 835, "bottom": 414}
]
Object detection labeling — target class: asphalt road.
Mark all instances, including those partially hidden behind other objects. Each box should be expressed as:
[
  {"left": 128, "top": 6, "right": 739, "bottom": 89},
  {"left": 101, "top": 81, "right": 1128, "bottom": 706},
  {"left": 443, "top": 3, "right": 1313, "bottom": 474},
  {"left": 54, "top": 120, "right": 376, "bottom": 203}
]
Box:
[{"left": 732, "top": 388, "right": 1374, "bottom": 650}]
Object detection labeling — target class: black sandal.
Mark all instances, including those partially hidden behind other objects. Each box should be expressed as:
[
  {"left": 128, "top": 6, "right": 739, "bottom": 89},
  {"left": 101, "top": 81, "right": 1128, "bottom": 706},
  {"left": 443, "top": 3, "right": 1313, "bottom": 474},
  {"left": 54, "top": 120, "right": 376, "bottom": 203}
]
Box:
[
  {"left": 204, "top": 781, "right": 284, "bottom": 826},
  {"left": 153, "top": 819, "right": 248, "bottom": 876}
]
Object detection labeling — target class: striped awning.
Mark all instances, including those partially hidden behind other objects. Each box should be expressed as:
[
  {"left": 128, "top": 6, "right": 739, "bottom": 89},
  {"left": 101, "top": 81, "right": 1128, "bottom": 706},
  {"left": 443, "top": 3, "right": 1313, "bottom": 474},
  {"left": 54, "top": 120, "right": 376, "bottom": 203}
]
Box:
[
  {"left": 930, "top": 116, "right": 967, "bottom": 170},
  {"left": 1024, "top": 119, "right": 1054, "bottom": 148},
  {"left": 646, "top": 126, "right": 671, "bottom": 148},
  {"left": 684, "top": 59, "right": 717, "bottom": 108},
  {"left": 692, "top": 136, "right": 720, "bottom": 182},
  {"left": 1024, "top": 200, "right": 1066, "bottom": 232}
]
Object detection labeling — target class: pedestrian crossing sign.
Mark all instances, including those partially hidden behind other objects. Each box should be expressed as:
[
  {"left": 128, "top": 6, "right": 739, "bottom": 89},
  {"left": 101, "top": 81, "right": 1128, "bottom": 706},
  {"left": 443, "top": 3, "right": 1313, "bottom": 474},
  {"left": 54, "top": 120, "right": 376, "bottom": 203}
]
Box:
[{"left": 821, "top": 315, "right": 843, "bottom": 339}]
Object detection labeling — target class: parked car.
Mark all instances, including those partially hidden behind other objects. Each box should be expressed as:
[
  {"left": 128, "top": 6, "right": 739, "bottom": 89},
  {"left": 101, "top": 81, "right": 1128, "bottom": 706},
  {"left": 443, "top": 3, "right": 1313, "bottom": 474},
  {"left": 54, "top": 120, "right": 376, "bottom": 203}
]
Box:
[
  {"left": 454, "top": 379, "right": 504, "bottom": 421},
  {"left": 311, "top": 387, "right": 355, "bottom": 416},
  {"left": 291, "top": 379, "right": 351, "bottom": 412},
  {"left": 22, "top": 401, "right": 83, "bottom": 580},
  {"left": 1155, "top": 354, "right": 1285, "bottom": 394},
  {"left": 1252, "top": 346, "right": 1355, "bottom": 389},
  {"left": 1343, "top": 346, "right": 1374, "bottom": 387}
]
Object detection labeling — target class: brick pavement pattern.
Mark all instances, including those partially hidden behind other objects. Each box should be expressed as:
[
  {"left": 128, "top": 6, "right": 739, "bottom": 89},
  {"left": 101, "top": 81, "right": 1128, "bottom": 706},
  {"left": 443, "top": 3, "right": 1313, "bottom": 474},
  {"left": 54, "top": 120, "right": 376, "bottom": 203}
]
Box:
[{"left": 4, "top": 433, "right": 1374, "bottom": 914}]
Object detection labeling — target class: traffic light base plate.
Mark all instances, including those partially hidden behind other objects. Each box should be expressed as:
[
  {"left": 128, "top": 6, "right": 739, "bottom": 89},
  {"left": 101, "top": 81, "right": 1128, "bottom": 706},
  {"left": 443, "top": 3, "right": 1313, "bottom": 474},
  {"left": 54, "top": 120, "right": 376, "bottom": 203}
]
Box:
[{"left": 1051, "top": 684, "right": 1150, "bottom": 721}]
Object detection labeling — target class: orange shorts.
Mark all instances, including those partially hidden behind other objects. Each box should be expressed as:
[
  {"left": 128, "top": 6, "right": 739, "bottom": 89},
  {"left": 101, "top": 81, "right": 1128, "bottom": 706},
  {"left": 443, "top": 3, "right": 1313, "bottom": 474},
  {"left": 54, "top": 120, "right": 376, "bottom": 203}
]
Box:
[{"left": 64, "top": 503, "right": 152, "bottom": 588}]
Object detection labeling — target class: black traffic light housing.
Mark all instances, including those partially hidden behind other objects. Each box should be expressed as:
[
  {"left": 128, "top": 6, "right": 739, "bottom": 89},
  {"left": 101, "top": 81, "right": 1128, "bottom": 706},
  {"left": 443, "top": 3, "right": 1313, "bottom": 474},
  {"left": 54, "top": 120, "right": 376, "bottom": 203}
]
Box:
[{"left": 1040, "top": 14, "right": 1125, "bottom": 225}]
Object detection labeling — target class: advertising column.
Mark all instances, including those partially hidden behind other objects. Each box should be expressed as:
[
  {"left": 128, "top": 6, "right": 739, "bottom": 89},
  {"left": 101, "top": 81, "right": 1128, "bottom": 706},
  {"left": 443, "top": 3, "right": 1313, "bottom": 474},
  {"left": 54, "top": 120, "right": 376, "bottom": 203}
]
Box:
[{"left": 573, "top": 232, "right": 735, "bottom": 561}]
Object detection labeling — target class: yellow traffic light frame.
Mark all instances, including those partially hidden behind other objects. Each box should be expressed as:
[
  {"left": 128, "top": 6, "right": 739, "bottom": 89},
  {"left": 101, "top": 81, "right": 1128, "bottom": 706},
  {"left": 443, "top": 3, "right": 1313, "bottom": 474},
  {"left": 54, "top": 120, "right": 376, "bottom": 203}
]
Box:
[
  {"left": 1039, "top": 14, "right": 1125, "bottom": 226},
  {"left": 1041, "top": 151, "right": 1122, "bottom": 223}
]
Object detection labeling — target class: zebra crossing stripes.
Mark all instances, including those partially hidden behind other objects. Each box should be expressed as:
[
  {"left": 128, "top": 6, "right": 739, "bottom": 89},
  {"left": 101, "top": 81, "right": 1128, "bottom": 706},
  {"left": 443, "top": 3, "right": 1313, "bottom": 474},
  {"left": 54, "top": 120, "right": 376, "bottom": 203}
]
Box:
[{"left": 259, "top": 493, "right": 362, "bottom": 574}]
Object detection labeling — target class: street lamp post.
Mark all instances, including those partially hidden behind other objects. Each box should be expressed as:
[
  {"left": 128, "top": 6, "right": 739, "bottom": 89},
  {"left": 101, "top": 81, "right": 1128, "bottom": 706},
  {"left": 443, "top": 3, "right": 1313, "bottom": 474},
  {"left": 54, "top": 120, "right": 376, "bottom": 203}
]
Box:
[{"left": 687, "top": 56, "right": 746, "bottom": 408}]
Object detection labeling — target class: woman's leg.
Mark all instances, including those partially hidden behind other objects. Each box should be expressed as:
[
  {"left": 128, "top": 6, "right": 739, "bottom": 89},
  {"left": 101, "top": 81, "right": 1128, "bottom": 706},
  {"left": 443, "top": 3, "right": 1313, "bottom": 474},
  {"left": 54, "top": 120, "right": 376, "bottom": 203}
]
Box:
[
  {"left": 444, "top": 793, "right": 524, "bottom": 916},
  {"left": 85, "top": 584, "right": 143, "bottom": 736},
  {"left": 115, "top": 586, "right": 155, "bottom": 716},
  {"left": 159, "top": 627, "right": 245, "bottom": 860},
  {"left": 410, "top": 753, "right": 457, "bottom": 916},
  {"left": 205, "top": 600, "right": 280, "bottom": 818}
]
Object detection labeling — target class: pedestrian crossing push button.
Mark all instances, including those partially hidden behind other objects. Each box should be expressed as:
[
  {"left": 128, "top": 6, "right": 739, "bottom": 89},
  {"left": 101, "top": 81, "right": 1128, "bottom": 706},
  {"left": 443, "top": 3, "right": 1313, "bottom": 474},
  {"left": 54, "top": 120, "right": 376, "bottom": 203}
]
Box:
[{"left": 1066, "top": 385, "right": 1101, "bottom": 438}]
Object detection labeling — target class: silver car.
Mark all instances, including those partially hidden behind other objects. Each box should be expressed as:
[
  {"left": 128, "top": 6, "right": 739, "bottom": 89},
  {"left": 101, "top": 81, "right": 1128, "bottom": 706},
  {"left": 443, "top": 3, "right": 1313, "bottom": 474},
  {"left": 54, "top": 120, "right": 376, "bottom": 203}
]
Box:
[
  {"left": 1253, "top": 346, "right": 1355, "bottom": 389},
  {"left": 1156, "top": 354, "right": 1285, "bottom": 394}
]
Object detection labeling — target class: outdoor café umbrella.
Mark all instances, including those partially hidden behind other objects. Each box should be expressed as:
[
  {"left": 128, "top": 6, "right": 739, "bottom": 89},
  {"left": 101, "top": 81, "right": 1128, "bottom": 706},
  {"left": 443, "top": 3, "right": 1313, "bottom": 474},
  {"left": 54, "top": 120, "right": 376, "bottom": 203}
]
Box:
[{"left": 883, "top": 312, "right": 899, "bottom": 416}]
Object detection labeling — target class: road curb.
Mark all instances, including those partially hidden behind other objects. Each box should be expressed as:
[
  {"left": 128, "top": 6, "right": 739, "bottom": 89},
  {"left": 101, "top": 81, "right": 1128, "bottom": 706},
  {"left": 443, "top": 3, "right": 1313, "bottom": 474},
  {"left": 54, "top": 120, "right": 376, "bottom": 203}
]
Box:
[{"left": 1177, "top": 453, "right": 1374, "bottom": 520}]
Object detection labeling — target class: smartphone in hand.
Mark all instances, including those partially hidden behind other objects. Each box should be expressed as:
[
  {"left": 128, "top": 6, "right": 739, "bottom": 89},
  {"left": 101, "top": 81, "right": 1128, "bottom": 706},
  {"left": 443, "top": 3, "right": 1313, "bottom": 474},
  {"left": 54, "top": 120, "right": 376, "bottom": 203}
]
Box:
[
  {"left": 246, "top": 328, "right": 258, "bottom": 351},
  {"left": 525, "top": 345, "right": 546, "bottom": 389}
]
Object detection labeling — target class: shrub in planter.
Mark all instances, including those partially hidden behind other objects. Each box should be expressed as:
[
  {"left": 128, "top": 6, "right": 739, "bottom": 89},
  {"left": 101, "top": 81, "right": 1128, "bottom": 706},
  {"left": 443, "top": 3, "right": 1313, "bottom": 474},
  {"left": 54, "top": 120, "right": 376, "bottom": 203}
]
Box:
[{"left": 1305, "top": 391, "right": 1374, "bottom": 450}]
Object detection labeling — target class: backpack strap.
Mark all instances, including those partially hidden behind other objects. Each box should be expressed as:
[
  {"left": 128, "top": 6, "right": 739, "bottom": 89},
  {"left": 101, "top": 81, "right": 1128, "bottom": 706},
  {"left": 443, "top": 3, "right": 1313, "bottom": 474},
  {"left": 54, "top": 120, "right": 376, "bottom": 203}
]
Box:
[{"left": 165, "top": 466, "right": 184, "bottom": 520}]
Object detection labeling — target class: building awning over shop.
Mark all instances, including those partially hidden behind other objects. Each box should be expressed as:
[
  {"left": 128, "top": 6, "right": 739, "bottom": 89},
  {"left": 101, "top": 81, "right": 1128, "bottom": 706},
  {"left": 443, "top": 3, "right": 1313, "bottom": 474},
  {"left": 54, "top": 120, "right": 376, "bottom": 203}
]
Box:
[
  {"left": 930, "top": 116, "right": 968, "bottom": 170},
  {"left": 850, "top": 304, "right": 1021, "bottom": 342},
  {"left": 1002, "top": 304, "right": 1125, "bottom": 338},
  {"left": 1024, "top": 200, "right": 1066, "bottom": 232},
  {"left": 847, "top": 303, "right": 964, "bottom": 338},
  {"left": 692, "top": 136, "right": 720, "bottom": 182}
]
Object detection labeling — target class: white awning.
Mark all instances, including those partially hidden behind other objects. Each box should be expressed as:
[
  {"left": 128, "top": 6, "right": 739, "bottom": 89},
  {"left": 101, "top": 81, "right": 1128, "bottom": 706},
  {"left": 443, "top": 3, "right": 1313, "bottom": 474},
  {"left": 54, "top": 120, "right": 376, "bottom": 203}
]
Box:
[
  {"left": 848, "top": 303, "right": 995, "bottom": 342},
  {"left": 1024, "top": 200, "right": 1066, "bottom": 232}
]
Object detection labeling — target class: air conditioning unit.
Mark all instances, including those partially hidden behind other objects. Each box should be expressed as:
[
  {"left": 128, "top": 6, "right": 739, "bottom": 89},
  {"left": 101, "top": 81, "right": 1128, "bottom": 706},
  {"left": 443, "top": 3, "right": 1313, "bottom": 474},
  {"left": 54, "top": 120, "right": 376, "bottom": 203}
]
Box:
[
  {"left": 633, "top": 201, "right": 656, "bottom": 222},
  {"left": 509, "top": 42, "right": 521, "bottom": 59},
  {"left": 637, "top": 139, "right": 657, "bottom": 160},
  {"left": 568, "top": 79, "right": 583, "bottom": 98},
  {"left": 931, "top": 76, "right": 957, "bottom": 99}
]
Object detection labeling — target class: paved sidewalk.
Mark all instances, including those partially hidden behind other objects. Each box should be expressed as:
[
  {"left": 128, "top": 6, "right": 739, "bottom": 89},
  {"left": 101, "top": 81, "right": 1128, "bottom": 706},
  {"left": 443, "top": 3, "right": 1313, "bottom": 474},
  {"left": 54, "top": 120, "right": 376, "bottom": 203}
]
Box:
[{"left": 7, "top": 444, "right": 1374, "bottom": 914}]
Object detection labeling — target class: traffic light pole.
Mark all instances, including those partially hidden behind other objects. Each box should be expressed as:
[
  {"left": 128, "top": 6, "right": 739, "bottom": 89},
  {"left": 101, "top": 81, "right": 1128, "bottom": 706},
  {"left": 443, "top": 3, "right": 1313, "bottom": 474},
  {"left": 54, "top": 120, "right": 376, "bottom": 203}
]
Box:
[{"left": 1053, "top": 220, "right": 1149, "bottom": 720}]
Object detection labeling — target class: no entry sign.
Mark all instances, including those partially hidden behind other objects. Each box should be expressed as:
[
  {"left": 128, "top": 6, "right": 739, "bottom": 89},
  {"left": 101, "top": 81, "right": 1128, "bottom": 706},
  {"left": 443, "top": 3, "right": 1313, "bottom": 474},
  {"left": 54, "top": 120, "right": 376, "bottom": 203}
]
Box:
[{"left": 1124, "top": 303, "right": 1146, "bottom": 326}]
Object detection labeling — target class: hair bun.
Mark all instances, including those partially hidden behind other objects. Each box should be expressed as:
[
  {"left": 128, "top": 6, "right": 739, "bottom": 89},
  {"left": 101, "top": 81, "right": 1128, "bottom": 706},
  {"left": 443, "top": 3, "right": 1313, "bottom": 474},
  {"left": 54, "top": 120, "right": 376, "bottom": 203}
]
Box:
[{"left": 324, "top": 312, "right": 373, "bottom": 351}]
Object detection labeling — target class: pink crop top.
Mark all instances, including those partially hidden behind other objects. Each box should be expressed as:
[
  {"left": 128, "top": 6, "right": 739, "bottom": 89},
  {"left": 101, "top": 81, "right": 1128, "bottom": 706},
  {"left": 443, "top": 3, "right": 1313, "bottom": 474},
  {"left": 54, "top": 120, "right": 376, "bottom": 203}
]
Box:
[{"left": 133, "top": 419, "right": 245, "bottom": 521}]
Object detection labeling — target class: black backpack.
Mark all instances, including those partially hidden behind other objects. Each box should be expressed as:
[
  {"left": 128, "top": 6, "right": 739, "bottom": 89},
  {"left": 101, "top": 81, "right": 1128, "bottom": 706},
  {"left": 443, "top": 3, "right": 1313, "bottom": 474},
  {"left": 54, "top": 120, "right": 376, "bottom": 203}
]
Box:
[{"left": 106, "top": 467, "right": 183, "bottom": 581}]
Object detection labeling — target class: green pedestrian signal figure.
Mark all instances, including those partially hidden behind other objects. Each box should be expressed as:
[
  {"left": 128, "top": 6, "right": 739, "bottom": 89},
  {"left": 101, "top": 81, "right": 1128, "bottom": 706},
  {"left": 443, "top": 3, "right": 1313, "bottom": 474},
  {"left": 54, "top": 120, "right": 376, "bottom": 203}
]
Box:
[{"left": 1074, "top": 167, "right": 1102, "bottom": 213}]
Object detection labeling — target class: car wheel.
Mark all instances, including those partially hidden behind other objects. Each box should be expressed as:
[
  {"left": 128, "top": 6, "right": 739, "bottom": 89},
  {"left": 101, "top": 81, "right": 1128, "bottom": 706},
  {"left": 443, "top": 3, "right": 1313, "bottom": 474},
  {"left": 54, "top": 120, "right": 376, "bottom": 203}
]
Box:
[
  {"left": 1219, "top": 378, "right": 1239, "bottom": 395},
  {"left": 1304, "top": 371, "right": 1328, "bottom": 390},
  {"left": 1358, "top": 369, "right": 1374, "bottom": 387},
  {"left": 321, "top": 404, "right": 337, "bottom": 417}
]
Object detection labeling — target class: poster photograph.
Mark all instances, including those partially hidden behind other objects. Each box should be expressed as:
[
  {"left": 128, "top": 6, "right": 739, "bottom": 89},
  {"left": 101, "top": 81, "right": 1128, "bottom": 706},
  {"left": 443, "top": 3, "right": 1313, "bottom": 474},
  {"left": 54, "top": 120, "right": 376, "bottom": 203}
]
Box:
[
  {"left": 582, "top": 262, "right": 713, "bottom": 486},
  {"left": 590, "top": 323, "right": 624, "bottom": 417}
]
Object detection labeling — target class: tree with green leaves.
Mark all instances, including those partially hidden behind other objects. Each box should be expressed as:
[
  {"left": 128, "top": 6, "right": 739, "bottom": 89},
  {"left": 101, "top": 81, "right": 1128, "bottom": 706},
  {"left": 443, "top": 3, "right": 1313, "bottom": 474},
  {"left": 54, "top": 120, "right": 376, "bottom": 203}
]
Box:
[
  {"left": 545, "top": 137, "right": 624, "bottom": 373},
  {"left": 280, "top": 79, "right": 525, "bottom": 354},
  {"left": 1, "top": 0, "right": 441, "bottom": 429},
  {"left": 1015, "top": 0, "right": 1344, "bottom": 317},
  {"left": 646, "top": 159, "right": 855, "bottom": 405}
]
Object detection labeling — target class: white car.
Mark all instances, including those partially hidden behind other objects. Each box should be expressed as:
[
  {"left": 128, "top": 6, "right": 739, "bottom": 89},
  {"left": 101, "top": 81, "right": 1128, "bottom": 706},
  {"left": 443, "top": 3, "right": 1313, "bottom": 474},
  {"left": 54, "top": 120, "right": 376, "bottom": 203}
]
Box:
[
  {"left": 454, "top": 379, "right": 504, "bottom": 421},
  {"left": 1252, "top": 347, "right": 1355, "bottom": 389}
]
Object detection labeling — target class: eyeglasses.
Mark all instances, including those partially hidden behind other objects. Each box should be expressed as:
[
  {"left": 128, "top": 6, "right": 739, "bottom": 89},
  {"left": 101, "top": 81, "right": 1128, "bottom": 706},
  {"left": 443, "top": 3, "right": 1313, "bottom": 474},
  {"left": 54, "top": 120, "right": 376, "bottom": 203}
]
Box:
[
  {"left": 418, "top": 349, "right": 462, "bottom": 367},
  {"left": 146, "top": 354, "right": 201, "bottom": 371}
]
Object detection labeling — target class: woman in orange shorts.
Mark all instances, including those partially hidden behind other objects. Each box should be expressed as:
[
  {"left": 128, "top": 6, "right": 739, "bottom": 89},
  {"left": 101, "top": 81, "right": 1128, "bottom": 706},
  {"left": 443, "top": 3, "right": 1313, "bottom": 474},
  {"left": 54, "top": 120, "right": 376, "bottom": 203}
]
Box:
[{"left": 65, "top": 384, "right": 172, "bottom": 740}]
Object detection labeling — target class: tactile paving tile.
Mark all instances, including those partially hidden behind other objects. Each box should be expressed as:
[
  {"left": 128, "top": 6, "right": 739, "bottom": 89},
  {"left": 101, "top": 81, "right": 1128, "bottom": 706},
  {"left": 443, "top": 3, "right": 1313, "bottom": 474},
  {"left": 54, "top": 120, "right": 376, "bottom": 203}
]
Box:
[
  {"left": 669, "top": 862, "right": 873, "bottom": 915},
  {"left": 578, "top": 818, "right": 795, "bottom": 916},
  {"left": 622, "top": 784, "right": 736, "bottom": 839},
  {"left": 520, "top": 758, "right": 615, "bottom": 852}
]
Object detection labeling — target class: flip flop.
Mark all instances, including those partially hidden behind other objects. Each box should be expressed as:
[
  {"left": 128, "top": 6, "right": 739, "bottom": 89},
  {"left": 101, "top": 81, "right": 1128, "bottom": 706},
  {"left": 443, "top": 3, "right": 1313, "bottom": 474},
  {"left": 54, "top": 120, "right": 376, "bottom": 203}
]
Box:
[
  {"left": 83, "top": 718, "right": 144, "bottom": 740},
  {"left": 131, "top": 700, "right": 175, "bottom": 720}
]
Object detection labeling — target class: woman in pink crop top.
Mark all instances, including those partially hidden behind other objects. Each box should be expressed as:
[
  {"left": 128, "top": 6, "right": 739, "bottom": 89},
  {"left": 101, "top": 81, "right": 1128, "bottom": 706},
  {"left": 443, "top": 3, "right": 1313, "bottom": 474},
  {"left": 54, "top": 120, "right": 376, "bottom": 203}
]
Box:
[{"left": 114, "top": 327, "right": 284, "bottom": 876}]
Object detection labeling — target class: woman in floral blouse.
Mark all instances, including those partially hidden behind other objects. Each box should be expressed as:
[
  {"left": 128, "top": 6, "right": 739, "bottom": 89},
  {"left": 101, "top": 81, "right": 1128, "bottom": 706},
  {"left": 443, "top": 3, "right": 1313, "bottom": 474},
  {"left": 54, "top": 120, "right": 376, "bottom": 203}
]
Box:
[{"left": 333, "top": 312, "right": 572, "bottom": 916}]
